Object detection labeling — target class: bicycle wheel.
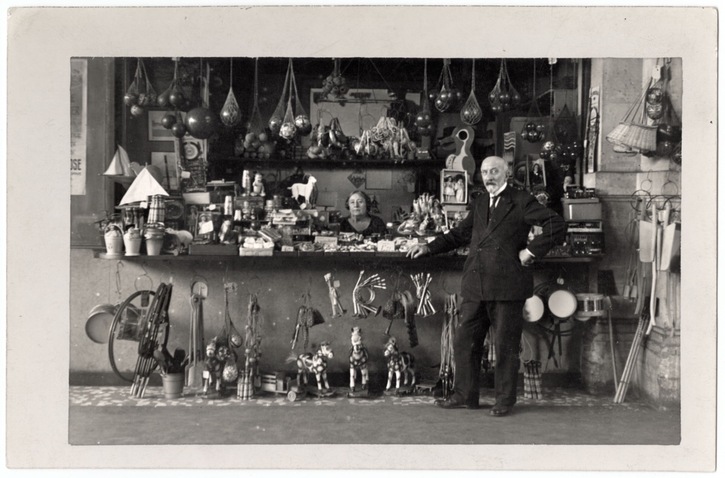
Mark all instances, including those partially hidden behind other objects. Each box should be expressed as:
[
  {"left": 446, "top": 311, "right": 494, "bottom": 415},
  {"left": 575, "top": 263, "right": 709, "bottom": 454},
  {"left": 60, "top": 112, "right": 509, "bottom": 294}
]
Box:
[{"left": 108, "top": 289, "right": 155, "bottom": 382}]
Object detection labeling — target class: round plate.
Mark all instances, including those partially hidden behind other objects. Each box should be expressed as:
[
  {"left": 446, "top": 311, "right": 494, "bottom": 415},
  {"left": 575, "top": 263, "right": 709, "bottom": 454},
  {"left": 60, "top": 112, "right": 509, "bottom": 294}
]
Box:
[
  {"left": 183, "top": 141, "right": 201, "bottom": 160},
  {"left": 165, "top": 199, "right": 185, "bottom": 220}
]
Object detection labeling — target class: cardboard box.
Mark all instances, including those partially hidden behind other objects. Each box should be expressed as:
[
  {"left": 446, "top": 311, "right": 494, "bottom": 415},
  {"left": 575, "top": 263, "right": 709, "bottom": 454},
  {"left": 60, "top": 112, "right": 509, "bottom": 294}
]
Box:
[{"left": 562, "top": 198, "right": 602, "bottom": 221}]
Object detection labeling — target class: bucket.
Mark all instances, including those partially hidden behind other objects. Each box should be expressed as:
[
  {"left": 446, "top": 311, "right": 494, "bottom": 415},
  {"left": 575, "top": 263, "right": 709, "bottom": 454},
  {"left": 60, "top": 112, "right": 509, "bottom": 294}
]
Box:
[
  {"left": 146, "top": 237, "right": 163, "bottom": 256},
  {"left": 162, "top": 373, "right": 185, "bottom": 399},
  {"left": 104, "top": 232, "right": 124, "bottom": 257},
  {"left": 124, "top": 231, "right": 142, "bottom": 256}
]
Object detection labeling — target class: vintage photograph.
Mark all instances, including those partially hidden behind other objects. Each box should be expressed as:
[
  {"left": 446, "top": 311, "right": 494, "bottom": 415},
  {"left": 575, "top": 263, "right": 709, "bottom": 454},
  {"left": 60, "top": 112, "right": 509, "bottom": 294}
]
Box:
[
  {"left": 5, "top": 5, "right": 717, "bottom": 473},
  {"left": 440, "top": 169, "right": 468, "bottom": 205}
]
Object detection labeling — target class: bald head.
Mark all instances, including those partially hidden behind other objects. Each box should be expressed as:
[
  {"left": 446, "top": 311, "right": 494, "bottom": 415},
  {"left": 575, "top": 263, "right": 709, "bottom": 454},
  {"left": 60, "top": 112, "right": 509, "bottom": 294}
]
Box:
[{"left": 480, "top": 156, "right": 509, "bottom": 194}]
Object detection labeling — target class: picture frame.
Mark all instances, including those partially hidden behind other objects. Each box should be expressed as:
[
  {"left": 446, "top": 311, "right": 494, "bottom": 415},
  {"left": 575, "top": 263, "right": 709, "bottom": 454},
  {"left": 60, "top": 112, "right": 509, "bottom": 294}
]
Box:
[
  {"left": 440, "top": 169, "right": 468, "bottom": 205},
  {"left": 150, "top": 152, "right": 179, "bottom": 191},
  {"left": 148, "top": 110, "right": 180, "bottom": 141}
]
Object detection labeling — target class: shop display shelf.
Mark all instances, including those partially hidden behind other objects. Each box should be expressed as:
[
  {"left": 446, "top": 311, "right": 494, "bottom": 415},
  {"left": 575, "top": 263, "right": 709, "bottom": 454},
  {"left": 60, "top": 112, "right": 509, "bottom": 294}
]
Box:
[{"left": 209, "top": 155, "right": 444, "bottom": 169}]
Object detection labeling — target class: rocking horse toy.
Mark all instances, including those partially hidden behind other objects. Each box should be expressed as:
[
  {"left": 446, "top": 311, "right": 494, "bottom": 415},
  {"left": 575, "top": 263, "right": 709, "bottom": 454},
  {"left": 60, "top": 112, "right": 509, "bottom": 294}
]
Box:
[
  {"left": 384, "top": 336, "right": 416, "bottom": 395},
  {"left": 293, "top": 341, "right": 335, "bottom": 397},
  {"left": 347, "top": 326, "right": 370, "bottom": 397}
]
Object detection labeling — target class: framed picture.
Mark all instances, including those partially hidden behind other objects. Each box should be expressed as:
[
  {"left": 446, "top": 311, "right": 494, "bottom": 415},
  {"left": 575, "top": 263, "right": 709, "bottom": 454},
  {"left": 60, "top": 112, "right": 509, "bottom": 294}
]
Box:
[
  {"left": 150, "top": 152, "right": 179, "bottom": 191},
  {"left": 444, "top": 207, "right": 469, "bottom": 230},
  {"left": 440, "top": 169, "right": 468, "bottom": 205},
  {"left": 148, "top": 110, "right": 182, "bottom": 141}
]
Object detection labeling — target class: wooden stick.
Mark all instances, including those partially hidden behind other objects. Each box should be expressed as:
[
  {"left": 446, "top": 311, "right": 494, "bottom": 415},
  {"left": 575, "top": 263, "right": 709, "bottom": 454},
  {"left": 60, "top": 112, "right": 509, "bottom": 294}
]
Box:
[
  {"left": 614, "top": 315, "right": 646, "bottom": 403},
  {"left": 607, "top": 308, "right": 618, "bottom": 395}
]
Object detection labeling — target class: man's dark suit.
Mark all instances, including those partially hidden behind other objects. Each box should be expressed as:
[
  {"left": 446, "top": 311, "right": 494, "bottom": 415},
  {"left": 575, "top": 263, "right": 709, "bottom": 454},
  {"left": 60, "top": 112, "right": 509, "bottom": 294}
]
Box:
[{"left": 427, "top": 185, "right": 566, "bottom": 407}]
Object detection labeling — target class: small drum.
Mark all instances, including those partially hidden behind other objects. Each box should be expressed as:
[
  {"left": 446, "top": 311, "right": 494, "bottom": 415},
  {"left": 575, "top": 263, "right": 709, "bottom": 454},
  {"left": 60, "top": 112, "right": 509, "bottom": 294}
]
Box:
[
  {"left": 523, "top": 295, "right": 545, "bottom": 323},
  {"left": 547, "top": 289, "right": 578, "bottom": 319},
  {"left": 575, "top": 293, "right": 606, "bottom": 321}
]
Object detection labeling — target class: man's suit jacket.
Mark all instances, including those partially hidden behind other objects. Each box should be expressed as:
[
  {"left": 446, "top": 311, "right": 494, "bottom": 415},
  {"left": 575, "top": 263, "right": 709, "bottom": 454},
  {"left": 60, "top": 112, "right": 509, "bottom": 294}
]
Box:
[{"left": 427, "top": 186, "right": 566, "bottom": 301}]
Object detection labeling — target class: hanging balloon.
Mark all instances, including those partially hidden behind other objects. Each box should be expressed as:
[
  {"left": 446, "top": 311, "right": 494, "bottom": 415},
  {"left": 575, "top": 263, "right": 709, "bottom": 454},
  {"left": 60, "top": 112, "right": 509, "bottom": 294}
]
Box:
[
  {"left": 168, "top": 88, "right": 185, "bottom": 108},
  {"left": 220, "top": 89, "right": 242, "bottom": 127},
  {"left": 161, "top": 113, "right": 177, "bottom": 129},
  {"left": 124, "top": 92, "right": 139, "bottom": 107},
  {"left": 646, "top": 102, "right": 664, "bottom": 120},
  {"left": 130, "top": 105, "right": 144, "bottom": 117},
  {"left": 171, "top": 122, "right": 187, "bottom": 138},
  {"left": 279, "top": 122, "right": 297, "bottom": 141},
  {"left": 646, "top": 87, "right": 664, "bottom": 105},
  {"left": 156, "top": 89, "right": 170, "bottom": 108},
  {"left": 656, "top": 140, "right": 675, "bottom": 158},
  {"left": 294, "top": 115, "right": 313, "bottom": 136},
  {"left": 657, "top": 123, "right": 681, "bottom": 143},
  {"left": 268, "top": 115, "right": 283, "bottom": 135},
  {"left": 184, "top": 107, "right": 219, "bottom": 140}
]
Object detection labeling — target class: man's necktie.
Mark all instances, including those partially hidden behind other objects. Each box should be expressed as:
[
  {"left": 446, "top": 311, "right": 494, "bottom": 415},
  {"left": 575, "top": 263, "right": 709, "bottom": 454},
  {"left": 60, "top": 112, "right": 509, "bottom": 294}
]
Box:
[{"left": 488, "top": 196, "right": 497, "bottom": 224}]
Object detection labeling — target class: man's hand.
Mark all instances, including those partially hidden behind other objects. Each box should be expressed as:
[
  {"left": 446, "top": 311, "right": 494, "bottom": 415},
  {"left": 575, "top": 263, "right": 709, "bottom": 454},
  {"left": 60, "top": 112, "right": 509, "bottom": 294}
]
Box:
[
  {"left": 518, "top": 248, "right": 535, "bottom": 267},
  {"left": 407, "top": 244, "right": 431, "bottom": 259}
]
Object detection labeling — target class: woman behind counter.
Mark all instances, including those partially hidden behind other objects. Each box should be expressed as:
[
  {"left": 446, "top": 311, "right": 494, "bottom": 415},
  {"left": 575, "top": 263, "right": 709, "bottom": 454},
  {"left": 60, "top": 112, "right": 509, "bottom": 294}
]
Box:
[{"left": 339, "top": 190, "right": 388, "bottom": 237}]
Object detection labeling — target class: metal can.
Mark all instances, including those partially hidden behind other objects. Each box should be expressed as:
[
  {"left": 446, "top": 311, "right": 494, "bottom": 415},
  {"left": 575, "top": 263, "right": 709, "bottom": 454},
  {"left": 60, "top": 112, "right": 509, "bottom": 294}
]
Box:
[{"left": 223, "top": 195, "right": 233, "bottom": 216}]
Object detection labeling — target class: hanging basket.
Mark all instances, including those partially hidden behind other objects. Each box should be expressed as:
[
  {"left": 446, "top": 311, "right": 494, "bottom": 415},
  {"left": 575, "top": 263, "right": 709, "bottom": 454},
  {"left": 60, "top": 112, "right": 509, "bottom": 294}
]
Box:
[{"left": 606, "top": 78, "right": 658, "bottom": 154}]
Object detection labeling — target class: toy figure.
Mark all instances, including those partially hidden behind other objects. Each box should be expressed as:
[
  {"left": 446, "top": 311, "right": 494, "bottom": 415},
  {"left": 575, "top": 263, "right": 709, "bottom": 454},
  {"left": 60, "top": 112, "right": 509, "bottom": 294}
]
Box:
[
  {"left": 384, "top": 337, "right": 416, "bottom": 395},
  {"left": 251, "top": 172, "right": 265, "bottom": 196},
  {"left": 288, "top": 176, "right": 318, "bottom": 209},
  {"left": 348, "top": 327, "right": 369, "bottom": 396},
  {"left": 295, "top": 341, "right": 334, "bottom": 394}
]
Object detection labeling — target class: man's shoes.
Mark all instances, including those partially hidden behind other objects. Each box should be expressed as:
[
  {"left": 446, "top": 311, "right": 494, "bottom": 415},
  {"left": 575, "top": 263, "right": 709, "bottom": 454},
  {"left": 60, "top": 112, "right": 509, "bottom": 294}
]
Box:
[
  {"left": 434, "top": 396, "right": 480, "bottom": 410},
  {"left": 489, "top": 405, "right": 513, "bottom": 417}
]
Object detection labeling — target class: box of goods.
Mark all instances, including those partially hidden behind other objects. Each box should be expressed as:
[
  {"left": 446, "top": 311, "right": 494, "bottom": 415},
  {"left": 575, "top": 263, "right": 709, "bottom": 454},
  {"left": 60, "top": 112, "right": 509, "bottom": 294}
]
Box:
[
  {"left": 239, "top": 235, "right": 274, "bottom": 256},
  {"left": 562, "top": 198, "right": 602, "bottom": 222},
  {"left": 259, "top": 373, "right": 277, "bottom": 393},
  {"left": 375, "top": 239, "right": 403, "bottom": 256}
]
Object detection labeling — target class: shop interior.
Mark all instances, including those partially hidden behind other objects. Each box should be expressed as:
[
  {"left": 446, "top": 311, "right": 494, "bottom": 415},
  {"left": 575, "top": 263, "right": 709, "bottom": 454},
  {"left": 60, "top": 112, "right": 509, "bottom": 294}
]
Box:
[{"left": 69, "top": 56, "right": 682, "bottom": 445}]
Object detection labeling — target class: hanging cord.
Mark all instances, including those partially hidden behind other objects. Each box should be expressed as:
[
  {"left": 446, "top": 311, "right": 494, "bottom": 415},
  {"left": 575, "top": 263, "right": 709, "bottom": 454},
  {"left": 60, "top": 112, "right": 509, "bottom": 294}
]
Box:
[
  {"left": 114, "top": 261, "right": 124, "bottom": 302},
  {"left": 367, "top": 59, "right": 396, "bottom": 94}
]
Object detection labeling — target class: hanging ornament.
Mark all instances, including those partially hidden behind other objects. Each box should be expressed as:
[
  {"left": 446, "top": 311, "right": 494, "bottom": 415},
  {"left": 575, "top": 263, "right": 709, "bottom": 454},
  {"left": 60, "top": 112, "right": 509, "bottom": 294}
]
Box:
[
  {"left": 415, "top": 59, "right": 434, "bottom": 136},
  {"left": 321, "top": 58, "right": 349, "bottom": 99},
  {"left": 124, "top": 58, "right": 157, "bottom": 117},
  {"left": 166, "top": 59, "right": 186, "bottom": 109},
  {"left": 184, "top": 59, "right": 219, "bottom": 140},
  {"left": 220, "top": 58, "right": 242, "bottom": 127},
  {"left": 269, "top": 60, "right": 292, "bottom": 136},
  {"left": 290, "top": 61, "right": 312, "bottom": 136},
  {"left": 461, "top": 59, "right": 483, "bottom": 125},
  {"left": 488, "top": 58, "right": 521, "bottom": 115},
  {"left": 434, "top": 59, "right": 458, "bottom": 113}
]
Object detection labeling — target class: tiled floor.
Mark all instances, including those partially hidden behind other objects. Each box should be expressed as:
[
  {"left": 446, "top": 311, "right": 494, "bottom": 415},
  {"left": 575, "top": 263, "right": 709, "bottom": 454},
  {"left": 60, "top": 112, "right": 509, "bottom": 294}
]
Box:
[{"left": 69, "top": 385, "right": 680, "bottom": 446}]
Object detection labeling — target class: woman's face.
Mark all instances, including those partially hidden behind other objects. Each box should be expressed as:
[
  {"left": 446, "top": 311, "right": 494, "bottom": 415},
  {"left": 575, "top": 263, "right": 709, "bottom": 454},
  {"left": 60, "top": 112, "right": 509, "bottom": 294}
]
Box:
[{"left": 348, "top": 193, "right": 369, "bottom": 217}]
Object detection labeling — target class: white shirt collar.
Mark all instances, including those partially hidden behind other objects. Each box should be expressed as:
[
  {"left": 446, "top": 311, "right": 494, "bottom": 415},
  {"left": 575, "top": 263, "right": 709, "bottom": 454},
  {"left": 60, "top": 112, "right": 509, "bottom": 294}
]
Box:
[{"left": 490, "top": 183, "right": 507, "bottom": 199}]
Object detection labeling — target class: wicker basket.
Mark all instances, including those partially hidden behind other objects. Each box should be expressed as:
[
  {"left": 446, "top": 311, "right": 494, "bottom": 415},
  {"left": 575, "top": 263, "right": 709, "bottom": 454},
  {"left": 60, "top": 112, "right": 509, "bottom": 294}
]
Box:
[{"left": 606, "top": 77, "right": 658, "bottom": 154}]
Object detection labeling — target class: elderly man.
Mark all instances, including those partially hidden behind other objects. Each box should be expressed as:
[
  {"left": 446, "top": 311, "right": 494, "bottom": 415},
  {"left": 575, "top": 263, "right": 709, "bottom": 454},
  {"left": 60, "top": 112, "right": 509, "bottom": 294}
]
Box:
[{"left": 407, "top": 156, "right": 566, "bottom": 416}]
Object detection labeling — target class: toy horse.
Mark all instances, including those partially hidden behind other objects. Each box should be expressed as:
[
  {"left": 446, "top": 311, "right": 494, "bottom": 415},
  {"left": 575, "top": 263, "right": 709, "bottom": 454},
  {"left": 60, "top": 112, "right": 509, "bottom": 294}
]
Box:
[
  {"left": 296, "top": 341, "right": 334, "bottom": 392},
  {"left": 348, "top": 327, "right": 369, "bottom": 393},
  {"left": 288, "top": 176, "right": 318, "bottom": 209},
  {"left": 384, "top": 337, "right": 416, "bottom": 393}
]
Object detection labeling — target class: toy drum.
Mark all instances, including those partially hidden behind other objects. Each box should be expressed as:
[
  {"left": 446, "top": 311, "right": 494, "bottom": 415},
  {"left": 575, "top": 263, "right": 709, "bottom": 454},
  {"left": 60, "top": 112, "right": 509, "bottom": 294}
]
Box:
[
  {"left": 523, "top": 295, "right": 545, "bottom": 323},
  {"left": 547, "top": 289, "right": 578, "bottom": 319},
  {"left": 575, "top": 293, "right": 606, "bottom": 321}
]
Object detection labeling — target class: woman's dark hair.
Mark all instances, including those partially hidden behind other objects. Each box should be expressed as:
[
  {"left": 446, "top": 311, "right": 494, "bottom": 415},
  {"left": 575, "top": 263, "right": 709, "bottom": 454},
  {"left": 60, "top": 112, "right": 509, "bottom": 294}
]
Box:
[
  {"left": 452, "top": 174, "right": 466, "bottom": 183},
  {"left": 345, "top": 190, "right": 372, "bottom": 210}
]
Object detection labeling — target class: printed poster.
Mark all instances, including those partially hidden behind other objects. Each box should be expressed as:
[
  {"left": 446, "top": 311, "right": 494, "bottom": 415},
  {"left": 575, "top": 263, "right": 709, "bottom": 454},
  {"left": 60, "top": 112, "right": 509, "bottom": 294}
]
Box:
[{"left": 70, "top": 58, "right": 87, "bottom": 195}]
